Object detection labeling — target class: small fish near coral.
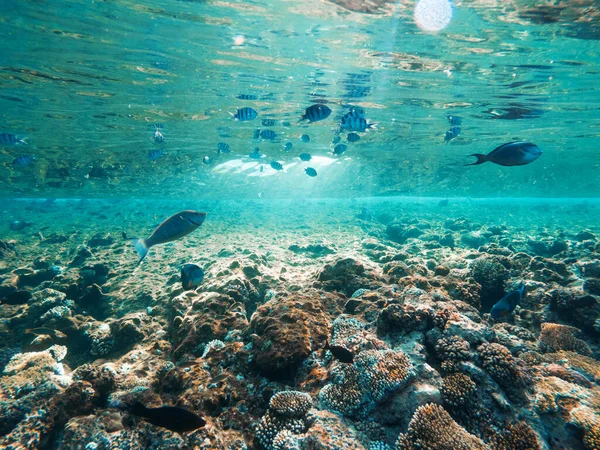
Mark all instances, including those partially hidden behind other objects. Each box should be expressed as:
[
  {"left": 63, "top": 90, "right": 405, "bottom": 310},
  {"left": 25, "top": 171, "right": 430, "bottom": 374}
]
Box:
[
  {"left": 129, "top": 402, "right": 206, "bottom": 433},
  {"left": 467, "top": 142, "right": 542, "bottom": 166},
  {"left": 181, "top": 263, "right": 204, "bottom": 290},
  {"left": 323, "top": 340, "right": 354, "bottom": 363},
  {"left": 490, "top": 283, "right": 525, "bottom": 319},
  {"left": 130, "top": 210, "right": 207, "bottom": 264}
]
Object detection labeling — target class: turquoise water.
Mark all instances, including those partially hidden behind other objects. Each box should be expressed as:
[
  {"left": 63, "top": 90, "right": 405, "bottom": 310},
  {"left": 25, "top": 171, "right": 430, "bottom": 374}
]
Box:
[{"left": 1, "top": 0, "right": 599, "bottom": 198}]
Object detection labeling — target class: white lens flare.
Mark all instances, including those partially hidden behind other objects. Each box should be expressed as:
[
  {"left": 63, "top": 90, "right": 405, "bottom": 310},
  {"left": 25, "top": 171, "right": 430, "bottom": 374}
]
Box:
[{"left": 414, "top": 0, "right": 452, "bottom": 32}]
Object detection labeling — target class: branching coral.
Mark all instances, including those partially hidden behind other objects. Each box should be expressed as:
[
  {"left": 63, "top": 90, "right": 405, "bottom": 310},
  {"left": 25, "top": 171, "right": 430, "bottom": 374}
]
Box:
[
  {"left": 539, "top": 323, "right": 592, "bottom": 356},
  {"left": 395, "top": 403, "right": 487, "bottom": 450},
  {"left": 255, "top": 391, "right": 313, "bottom": 450},
  {"left": 478, "top": 343, "right": 527, "bottom": 388},
  {"left": 485, "top": 421, "right": 542, "bottom": 450},
  {"left": 441, "top": 373, "right": 476, "bottom": 408},
  {"left": 435, "top": 336, "right": 471, "bottom": 363}
]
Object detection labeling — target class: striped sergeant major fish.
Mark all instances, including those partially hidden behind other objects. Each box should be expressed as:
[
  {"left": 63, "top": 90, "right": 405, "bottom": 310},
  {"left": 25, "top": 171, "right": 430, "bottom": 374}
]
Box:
[
  {"left": 300, "top": 104, "right": 332, "bottom": 123},
  {"left": 0, "top": 133, "right": 27, "bottom": 145},
  {"left": 230, "top": 107, "right": 258, "bottom": 121}
]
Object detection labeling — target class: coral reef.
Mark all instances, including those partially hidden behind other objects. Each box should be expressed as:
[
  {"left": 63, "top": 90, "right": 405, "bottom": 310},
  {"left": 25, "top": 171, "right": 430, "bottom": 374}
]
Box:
[
  {"left": 1, "top": 200, "right": 600, "bottom": 450},
  {"left": 395, "top": 403, "right": 487, "bottom": 450}
]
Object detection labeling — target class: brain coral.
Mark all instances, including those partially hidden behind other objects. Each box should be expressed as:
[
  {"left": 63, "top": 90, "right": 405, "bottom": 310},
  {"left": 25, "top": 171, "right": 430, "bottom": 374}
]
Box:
[
  {"left": 395, "top": 403, "right": 487, "bottom": 450},
  {"left": 269, "top": 391, "right": 313, "bottom": 418},
  {"left": 539, "top": 323, "right": 592, "bottom": 356}
]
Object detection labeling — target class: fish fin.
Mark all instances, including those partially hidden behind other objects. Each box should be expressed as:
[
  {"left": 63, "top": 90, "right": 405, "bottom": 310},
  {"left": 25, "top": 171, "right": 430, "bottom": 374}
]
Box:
[
  {"left": 228, "top": 111, "right": 235, "bottom": 118},
  {"left": 18, "top": 138, "right": 28, "bottom": 145},
  {"left": 368, "top": 122, "right": 378, "bottom": 130},
  {"left": 466, "top": 154, "right": 487, "bottom": 166},
  {"left": 133, "top": 239, "right": 149, "bottom": 264}
]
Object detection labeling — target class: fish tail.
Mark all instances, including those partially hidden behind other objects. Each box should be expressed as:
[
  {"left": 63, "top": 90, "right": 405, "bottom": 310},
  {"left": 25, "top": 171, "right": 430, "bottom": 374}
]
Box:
[
  {"left": 368, "top": 122, "right": 378, "bottom": 130},
  {"left": 18, "top": 138, "right": 28, "bottom": 145},
  {"left": 466, "top": 154, "right": 487, "bottom": 166},
  {"left": 133, "top": 239, "right": 149, "bottom": 264}
]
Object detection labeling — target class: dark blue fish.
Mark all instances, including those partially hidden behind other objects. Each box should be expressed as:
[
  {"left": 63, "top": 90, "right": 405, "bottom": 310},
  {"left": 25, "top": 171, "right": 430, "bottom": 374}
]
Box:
[
  {"left": 340, "top": 115, "right": 375, "bottom": 132},
  {"left": 130, "top": 402, "right": 205, "bottom": 433},
  {"left": 304, "top": 167, "right": 317, "bottom": 177},
  {"left": 332, "top": 135, "right": 341, "bottom": 145},
  {"left": 203, "top": 156, "right": 212, "bottom": 165},
  {"left": 347, "top": 133, "right": 360, "bottom": 143},
  {"left": 283, "top": 142, "right": 293, "bottom": 151},
  {"left": 259, "top": 165, "right": 264, "bottom": 173},
  {"left": 231, "top": 107, "right": 258, "bottom": 121},
  {"left": 447, "top": 115, "right": 463, "bottom": 126},
  {"left": 237, "top": 94, "right": 258, "bottom": 100},
  {"left": 262, "top": 119, "right": 276, "bottom": 127},
  {"left": 490, "top": 284, "right": 524, "bottom": 319},
  {"left": 300, "top": 104, "right": 332, "bottom": 123},
  {"left": 153, "top": 129, "right": 164, "bottom": 143},
  {"left": 0, "top": 133, "right": 26, "bottom": 145},
  {"left": 343, "top": 106, "right": 366, "bottom": 119},
  {"left": 260, "top": 130, "right": 277, "bottom": 140},
  {"left": 301, "top": 134, "right": 310, "bottom": 143},
  {"left": 148, "top": 150, "right": 165, "bottom": 161},
  {"left": 10, "top": 220, "right": 31, "bottom": 231},
  {"left": 13, "top": 155, "right": 35, "bottom": 167},
  {"left": 270, "top": 161, "right": 283, "bottom": 171},
  {"left": 249, "top": 147, "right": 262, "bottom": 159},
  {"left": 217, "top": 142, "right": 231, "bottom": 154},
  {"left": 444, "top": 126, "right": 461, "bottom": 143},
  {"left": 299, "top": 153, "right": 311, "bottom": 161},
  {"left": 281, "top": 121, "right": 291, "bottom": 127},
  {"left": 467, "top": 142, "right": 542, "bottom": 167},
  {"left": 333, "top": 144, "right": 347, "bottom": 155},
  {"left": 181, "top": 263, "right": 204, "bottom": 290}
]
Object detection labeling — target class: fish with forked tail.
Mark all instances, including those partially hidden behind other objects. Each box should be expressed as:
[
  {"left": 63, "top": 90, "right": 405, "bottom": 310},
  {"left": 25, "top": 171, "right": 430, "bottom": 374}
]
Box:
[
  {"left": 130, "top": 211, "right": 206, "bottom": 264},
  {"left": 467, "top": 142, "right": 542, "bottom": 166}
]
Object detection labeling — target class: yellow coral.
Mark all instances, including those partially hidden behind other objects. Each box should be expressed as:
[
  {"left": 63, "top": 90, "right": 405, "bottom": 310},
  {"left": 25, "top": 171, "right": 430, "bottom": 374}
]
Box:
[
  {"left": 539, "top": 323, "right": 592, "bottom": 356},
  {"left": 442, "top": 373, "right": 476, "bottom": 408},
  {"left": 395, "top": 403, "right": 487, "bottom": 450}
]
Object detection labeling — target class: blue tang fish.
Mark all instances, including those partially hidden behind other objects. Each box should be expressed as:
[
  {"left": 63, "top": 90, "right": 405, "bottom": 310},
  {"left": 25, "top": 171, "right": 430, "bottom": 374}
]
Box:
[
  {"left": 490, "top": 284, "right": 525, "bottom": 319},
  {"left": 467, "top": 142, "right": 542, "bottom": 166}
]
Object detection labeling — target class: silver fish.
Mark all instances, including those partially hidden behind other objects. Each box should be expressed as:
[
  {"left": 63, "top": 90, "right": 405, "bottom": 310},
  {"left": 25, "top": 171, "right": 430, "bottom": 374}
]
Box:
[{"left": 132, "top": 211, "right": 206, "bottom": 264}]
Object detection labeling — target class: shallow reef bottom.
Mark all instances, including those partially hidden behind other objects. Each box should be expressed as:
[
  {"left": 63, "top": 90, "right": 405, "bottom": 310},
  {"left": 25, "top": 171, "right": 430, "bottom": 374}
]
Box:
[{"left": 0, "top": 197, "right": 599, "bottom": 450}]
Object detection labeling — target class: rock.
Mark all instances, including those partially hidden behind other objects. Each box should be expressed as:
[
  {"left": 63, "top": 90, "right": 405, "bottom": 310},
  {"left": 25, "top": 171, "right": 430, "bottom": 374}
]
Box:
[
  {"left": 171, "top": 291, "right": 248, "bottom": 359},
  {"left": 583, "top": 278, "right": 600, "bottom": 296},
  {"left": 288, "top": 244, "right": 335, "bottom": 256},
  {"left": 302, "top": 410, "right": 367, "bottom": 450},
  {"left": 461, "top": 231, "right": 490, "bottom": 249},
  {"left": 386, "top": 222, "right": 423, "bottom": 244},
  {"left": 316, "top": 257, "right": 382, "bottom": 296},
  {"left": 249, "top": 291, "right": 331, "bottom": 378},
  {"left": 87, "top": 233, "right": 116, "bottom": 247},
  {"left": 576, "top": 230, "right": 596, "bottom": 241}
]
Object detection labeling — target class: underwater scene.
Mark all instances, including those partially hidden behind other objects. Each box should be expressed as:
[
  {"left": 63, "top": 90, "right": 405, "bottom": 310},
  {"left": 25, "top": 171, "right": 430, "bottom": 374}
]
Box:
[{"left": 1, "top": 0, "right": 600, "bottom": 449}]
